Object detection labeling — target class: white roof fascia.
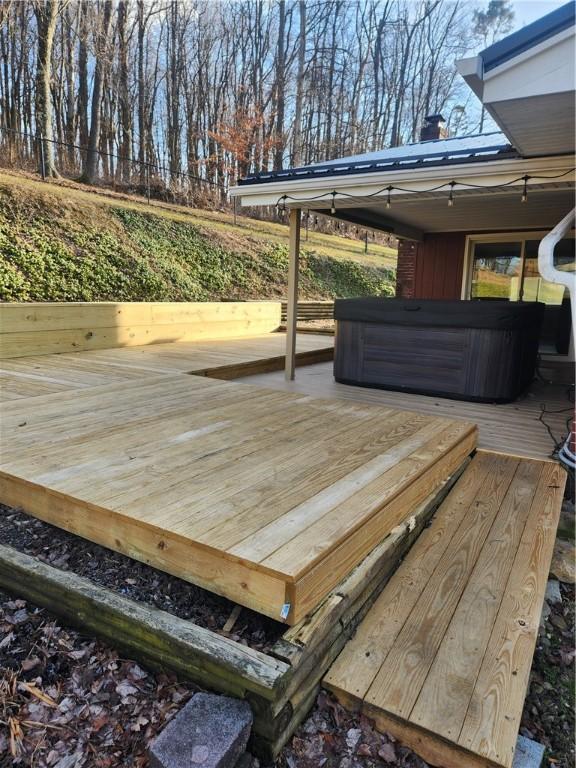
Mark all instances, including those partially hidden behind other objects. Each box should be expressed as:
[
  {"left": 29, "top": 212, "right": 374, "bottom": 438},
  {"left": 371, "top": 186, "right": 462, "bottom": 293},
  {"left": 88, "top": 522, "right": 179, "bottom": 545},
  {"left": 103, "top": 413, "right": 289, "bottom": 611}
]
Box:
[
  {"left": 482, "top": 28, "right": 575, "bottom": 103},
  {"left": 230, "top": 155, "right": 574, "bottom": 208},
  {"left": 455, "top": 56, "right": 484, "bottom": 99},
  {"left": 483, "top": 25, "right": 574, "bottom": 80}
]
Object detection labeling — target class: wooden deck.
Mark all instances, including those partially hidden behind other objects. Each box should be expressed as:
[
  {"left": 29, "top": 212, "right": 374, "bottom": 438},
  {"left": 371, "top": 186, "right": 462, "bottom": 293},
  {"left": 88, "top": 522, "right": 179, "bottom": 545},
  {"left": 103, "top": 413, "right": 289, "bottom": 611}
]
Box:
[
  {"left": 239, "top": 361, "right": 572, "bottom": 460},
  {"left": 0, "top": 372, "right": 475, "bottom": 623},
  {"left": 324, "top": 450, "right": 566, "bottom": 768},
  {"left": 0, "top": 332, "right": 333, "bottom": 401}
]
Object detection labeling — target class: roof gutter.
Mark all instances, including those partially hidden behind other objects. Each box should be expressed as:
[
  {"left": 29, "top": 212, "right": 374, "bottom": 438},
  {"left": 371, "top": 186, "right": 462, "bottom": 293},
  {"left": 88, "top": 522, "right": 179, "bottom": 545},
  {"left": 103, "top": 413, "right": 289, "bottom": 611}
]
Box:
[{"left": 230, "top": 155, "right": 574, "bottom": 205}]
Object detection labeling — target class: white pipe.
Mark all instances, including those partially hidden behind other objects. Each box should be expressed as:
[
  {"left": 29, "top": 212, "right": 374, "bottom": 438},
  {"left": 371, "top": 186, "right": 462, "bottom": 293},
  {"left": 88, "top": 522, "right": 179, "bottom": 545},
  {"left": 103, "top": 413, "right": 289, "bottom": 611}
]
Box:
[
  {"left": 539, "top": 209, "right": 575, "bottom": 469},
  {"left": 538, "top": 207, "right": 576, "bottom": 360}
]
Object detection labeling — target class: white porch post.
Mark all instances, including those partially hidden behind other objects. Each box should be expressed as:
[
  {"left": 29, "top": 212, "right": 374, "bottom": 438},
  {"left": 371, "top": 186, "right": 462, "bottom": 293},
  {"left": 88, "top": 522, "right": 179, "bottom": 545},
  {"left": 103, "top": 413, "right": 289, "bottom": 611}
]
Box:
[{"left": 285, "top": 207, "right": 301, "bottom": 381}]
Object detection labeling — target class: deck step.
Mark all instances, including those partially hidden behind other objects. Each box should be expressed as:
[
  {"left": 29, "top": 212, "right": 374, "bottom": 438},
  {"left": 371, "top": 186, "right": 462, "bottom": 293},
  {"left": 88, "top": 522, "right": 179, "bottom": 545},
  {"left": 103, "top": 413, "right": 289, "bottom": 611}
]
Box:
[{"left": 324, "top": 449, "right": 566, "bottom": 768}]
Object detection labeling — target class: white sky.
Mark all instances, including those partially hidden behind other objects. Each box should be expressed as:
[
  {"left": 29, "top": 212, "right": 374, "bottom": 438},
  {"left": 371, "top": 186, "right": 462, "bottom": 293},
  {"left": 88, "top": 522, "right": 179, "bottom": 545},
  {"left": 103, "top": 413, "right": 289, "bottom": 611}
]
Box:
[{"left": 509, "top": 0, "right": 567, "bottom": 29}]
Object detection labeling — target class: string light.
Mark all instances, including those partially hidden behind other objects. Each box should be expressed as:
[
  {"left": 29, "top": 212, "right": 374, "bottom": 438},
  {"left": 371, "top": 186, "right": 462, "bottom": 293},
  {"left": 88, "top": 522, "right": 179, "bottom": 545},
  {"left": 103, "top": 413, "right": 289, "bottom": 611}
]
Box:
[
  {"left": 272, "top": 168, "right": 573, "bottom": 214},
  {"left": 330, "top": 191, "right": 337, "bottom": 215}
]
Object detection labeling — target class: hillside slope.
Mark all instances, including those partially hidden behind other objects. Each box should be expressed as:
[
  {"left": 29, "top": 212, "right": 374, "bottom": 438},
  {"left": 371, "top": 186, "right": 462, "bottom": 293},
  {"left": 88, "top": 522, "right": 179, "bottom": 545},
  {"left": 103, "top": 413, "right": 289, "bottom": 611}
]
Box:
[{"left": 0, "top": 172, "right": 396, "bottom": 303}]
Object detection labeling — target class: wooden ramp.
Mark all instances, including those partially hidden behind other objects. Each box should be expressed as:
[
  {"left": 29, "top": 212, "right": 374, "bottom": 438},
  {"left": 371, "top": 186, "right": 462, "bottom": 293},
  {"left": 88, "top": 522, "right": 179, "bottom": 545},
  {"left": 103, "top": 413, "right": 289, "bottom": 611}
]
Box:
[
  {"left": 324, "top": 450, "right": 566, "bottom": 768},
  {"left": 0, "top": 375, "right": 475, "bottom": 624}
]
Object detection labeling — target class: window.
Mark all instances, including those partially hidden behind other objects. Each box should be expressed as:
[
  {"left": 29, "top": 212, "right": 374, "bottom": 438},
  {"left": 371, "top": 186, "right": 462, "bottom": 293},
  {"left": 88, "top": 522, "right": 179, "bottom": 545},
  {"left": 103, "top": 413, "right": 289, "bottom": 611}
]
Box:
[
  {"left": 465, "top": 233, "right": 575, "bottom": 356},
  {"left": 470, "top": 242, "right": 522, "bottom": 300}
]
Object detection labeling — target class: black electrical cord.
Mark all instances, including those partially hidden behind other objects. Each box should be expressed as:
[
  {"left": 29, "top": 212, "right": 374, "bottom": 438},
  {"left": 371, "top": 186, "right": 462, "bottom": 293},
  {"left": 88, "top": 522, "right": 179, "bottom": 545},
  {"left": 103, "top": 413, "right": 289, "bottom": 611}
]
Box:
[{"left": 275, "top": 167, "right": 576, "bottom": 209}]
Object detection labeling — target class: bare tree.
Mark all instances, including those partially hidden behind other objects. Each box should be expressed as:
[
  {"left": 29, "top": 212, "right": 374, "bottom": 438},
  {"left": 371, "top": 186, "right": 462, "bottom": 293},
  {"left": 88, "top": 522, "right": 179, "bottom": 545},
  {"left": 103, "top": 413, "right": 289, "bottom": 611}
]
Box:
[
  {"left": 82, "top": 0, "right": 112, "bottom": 183},
  {"left": 33, "top": 0, "right": 61, "bottom": 177}
]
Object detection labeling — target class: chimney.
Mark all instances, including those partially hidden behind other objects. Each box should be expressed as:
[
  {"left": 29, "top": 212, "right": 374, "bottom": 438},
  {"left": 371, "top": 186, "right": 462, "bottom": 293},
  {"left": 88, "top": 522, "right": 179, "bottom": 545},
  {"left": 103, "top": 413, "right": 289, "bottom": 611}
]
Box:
[{"left": 420, "top": 114, "right": 448, "bottom": 142}]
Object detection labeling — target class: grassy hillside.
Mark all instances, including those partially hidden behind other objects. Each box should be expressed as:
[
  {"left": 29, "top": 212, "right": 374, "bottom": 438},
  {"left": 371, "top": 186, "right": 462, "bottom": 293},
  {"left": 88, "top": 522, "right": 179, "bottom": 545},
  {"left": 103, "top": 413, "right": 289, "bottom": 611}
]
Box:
[{"left": 0, "top": 172, "right": 396, "bottom": 303}]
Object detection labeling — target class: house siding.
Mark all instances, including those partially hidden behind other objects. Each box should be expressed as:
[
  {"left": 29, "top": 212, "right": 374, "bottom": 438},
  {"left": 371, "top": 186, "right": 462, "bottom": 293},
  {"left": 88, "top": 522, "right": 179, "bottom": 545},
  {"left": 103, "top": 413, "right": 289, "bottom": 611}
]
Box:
[{"left": 395, "top": 233, "right": 466, "bottom": 299}]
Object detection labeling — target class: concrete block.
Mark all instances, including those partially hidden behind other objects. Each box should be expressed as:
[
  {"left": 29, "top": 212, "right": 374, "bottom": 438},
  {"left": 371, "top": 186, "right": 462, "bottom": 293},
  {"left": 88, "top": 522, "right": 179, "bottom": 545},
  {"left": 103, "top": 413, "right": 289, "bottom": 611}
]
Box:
[
  {"left": 149, "top": 692, "right": 253, "bottom": 768},
  {"left": 513, "top": 736, "right": 545, "bottom": 768},
  {"left": 545, "top": 579, "right": 562, "bottom": 605}
]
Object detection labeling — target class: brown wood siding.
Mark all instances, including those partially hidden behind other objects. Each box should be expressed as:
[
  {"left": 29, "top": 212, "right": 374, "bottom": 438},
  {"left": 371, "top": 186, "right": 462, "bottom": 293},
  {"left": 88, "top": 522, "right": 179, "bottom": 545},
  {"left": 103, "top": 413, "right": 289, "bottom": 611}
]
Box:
[{"left": 395, "top": 233, "right": 466, "bottom": 300}]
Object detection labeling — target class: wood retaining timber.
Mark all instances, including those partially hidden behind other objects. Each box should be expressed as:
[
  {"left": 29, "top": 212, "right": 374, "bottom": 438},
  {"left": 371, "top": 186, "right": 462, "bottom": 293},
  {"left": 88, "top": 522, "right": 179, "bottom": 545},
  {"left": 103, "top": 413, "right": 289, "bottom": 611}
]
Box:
[
  {"left": 0, "top": 461, "right": 466, "bottom": 761},
  {"left": 281, "top": 300, "right": 334, "bottom": 323},
  {"left": 0, "top": 301, "right": 282, "bottom": 359}
]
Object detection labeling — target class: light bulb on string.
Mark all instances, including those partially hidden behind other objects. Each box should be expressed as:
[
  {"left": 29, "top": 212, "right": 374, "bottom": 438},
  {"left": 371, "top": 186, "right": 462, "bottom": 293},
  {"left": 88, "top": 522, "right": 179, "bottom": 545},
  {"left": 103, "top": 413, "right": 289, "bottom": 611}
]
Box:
[
  {"left": 386, "top": 186, "right": 392, "bottom": 209},
  {"left": 448, "top": 181, "right": 456, "bottom": 207},
  {"left": 330, "top": 191, "right": 337, "bottom": 215},
  {"left": 521, "top": 175, "right": 529, "bottom": 203}
]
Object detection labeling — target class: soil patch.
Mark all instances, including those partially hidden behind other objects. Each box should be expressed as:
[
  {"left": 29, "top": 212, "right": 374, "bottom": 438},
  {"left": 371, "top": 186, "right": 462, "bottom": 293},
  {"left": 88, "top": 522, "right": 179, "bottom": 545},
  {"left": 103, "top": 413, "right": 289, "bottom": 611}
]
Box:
[
  {"left": 0, "top": 505, "right": 285, "bottom": 654},
  {"left": 0, "top": 590, "right": 196, "bottom": 767}
]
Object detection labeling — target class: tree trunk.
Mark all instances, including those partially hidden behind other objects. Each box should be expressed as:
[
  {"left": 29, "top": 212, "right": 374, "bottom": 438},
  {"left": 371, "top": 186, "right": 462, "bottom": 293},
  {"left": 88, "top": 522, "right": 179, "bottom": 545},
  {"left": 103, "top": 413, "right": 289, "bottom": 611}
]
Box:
[
  {"left": 77, "top": 1, "right": 89, "bottom": 166},
  {"left": 33, "top": 0, "right": 59, "bottom": 177},
  {"left": 291, "top": 1, "right": 306, "bottom": 167},
  {"left": 272, "top": 0, "right": 286, "bottom": 171},
  {"left": 82, "top": 0, "right": 112, "bottom": 184},
  {"left": 117, "top": 0, "right": 132, "bottom": 183}
]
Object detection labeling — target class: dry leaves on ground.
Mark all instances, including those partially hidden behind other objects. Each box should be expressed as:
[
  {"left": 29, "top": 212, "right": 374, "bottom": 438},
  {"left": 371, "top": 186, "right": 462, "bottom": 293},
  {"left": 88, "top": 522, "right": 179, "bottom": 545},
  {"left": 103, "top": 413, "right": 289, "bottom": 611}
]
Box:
[
  {"left": 278, "top": 691, "right": 430, "bottom": 768},
  {"left": 0, "top": 594, "right": 195, "bottom": 767}
]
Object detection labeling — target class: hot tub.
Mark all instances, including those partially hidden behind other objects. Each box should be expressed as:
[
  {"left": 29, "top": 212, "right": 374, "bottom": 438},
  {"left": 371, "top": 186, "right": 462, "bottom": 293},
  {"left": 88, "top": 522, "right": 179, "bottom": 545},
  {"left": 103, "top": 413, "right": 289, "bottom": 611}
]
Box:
[{"left": 333, "top": 298, "right": 544, "bottom": 403}]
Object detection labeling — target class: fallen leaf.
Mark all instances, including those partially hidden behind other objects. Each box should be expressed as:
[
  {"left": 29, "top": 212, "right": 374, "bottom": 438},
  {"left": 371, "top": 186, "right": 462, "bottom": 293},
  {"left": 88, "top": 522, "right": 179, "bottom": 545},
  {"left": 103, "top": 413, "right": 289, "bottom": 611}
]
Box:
[
  {"left": 115, "top": 680, "right": 138, "bottom": 698},
  {"left": 19, "top": 681, "right": 58, "bottom": 708},
  {"left": 21, "top": 656, "right": 41, "bottom": 672},
  {"left": 378, "top": 741, "right": 397, "bottom": 763}
]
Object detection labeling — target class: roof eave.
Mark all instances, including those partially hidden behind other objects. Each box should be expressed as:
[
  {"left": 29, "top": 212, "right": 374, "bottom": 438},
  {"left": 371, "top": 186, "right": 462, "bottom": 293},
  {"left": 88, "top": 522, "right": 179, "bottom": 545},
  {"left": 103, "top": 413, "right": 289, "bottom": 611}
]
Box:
[
  {"left": 455, "top": 56, "right": 484, "bottom": 100},
  {"left": 230, "top": 154, "right": 573, "bottom": 206}
]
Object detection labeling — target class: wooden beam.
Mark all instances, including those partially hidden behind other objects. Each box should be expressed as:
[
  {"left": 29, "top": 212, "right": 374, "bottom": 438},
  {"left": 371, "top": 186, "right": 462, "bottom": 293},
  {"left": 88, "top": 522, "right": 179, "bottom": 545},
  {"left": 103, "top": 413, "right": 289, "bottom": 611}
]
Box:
[
  {"left": 0, "top": 302, "right": 283, "bottom": 359},
  {"left": 285, "top": 208, "right": 301, "bottom": 381},
  {"left": 311, "top": 207, "right": 424, "bottom": 242},
  {"left": 0, "top": 544, "right": 288, "bottom": 700}
]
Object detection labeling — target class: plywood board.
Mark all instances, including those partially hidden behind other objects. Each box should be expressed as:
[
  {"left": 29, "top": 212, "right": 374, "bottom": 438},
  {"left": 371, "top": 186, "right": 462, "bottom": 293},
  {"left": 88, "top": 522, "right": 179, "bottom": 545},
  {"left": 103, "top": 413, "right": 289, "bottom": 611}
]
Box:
[
  {"left": 324, "top": 450, "right": 566, "bottom": 768},
  {"left": 0, "top": 375, "right": 475, "bottom": 623}
]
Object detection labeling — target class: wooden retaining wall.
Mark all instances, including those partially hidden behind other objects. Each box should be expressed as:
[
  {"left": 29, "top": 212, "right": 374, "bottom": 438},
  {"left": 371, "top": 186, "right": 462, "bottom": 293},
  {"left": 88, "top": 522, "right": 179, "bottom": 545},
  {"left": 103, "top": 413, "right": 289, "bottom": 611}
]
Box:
[
  {"left": 281, "top": 300, "right": 334, "bottom": 322},
  {"left": 0, "top": 301, "right": 282, "bottom": 359}
]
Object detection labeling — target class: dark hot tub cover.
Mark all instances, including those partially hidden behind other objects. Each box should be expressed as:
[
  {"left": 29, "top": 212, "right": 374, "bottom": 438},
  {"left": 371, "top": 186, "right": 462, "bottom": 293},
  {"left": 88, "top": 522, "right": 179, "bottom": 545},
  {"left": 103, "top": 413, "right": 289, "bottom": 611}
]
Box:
[{"left": 334, "top": 297, "right": 544, "bottom": 330}]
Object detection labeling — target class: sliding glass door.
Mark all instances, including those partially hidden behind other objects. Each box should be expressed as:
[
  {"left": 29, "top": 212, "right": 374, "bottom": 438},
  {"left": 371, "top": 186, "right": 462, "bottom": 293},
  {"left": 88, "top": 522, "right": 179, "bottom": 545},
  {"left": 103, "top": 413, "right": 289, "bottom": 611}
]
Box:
[{"left": 466, "top": 234, "right": 574, "bottom": 356}]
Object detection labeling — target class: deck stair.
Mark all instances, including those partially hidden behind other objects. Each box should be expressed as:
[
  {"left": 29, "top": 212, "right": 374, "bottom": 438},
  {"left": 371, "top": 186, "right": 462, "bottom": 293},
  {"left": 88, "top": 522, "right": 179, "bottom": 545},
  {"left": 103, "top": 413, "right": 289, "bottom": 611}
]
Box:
[{"left": 324, "top": 449, "right": 566, "bottom": 768}]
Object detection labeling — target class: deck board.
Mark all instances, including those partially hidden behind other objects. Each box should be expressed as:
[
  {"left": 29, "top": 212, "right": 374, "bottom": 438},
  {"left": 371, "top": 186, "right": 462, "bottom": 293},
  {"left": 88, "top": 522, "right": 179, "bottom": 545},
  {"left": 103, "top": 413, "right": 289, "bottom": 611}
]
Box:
[
  {"left": 0, "top": 373, "right": 475, "bottom": 624},
  {"left": 324, "top": 450, "right": 566, "bottom": 768},
  {"left": 239, "top": 361, "right": 571, "bottom": 460},
  {"left": 0, "top": 332, "right": 333, "bottom": 400}
]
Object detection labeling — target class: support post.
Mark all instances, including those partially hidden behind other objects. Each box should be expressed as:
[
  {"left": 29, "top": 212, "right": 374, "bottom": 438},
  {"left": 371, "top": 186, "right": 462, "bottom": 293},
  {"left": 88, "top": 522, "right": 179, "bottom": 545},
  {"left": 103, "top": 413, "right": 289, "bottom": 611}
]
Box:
[{"left": 285, "top": 207, "right": 301, "bottom": 381}]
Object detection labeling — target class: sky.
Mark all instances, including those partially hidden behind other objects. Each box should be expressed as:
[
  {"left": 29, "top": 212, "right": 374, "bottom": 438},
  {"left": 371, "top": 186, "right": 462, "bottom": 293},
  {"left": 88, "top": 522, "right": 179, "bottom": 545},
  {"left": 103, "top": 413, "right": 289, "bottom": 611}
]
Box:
[{"left": 509, "top": 0, "right": 568, "bottom": 28}]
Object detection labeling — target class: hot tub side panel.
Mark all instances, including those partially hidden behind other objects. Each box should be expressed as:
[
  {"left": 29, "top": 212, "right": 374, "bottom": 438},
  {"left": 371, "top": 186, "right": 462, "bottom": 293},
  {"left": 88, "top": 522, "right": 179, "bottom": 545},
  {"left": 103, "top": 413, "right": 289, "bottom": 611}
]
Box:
[{"left": 334, "top": 319, "right": 540, "bottom": 403}]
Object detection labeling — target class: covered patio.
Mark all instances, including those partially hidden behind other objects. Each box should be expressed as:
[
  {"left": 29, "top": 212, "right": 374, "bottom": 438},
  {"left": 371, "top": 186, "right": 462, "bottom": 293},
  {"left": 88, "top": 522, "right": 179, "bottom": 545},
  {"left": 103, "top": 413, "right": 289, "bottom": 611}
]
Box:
[{"left": 230, "top": 3, "right": 574, "bottom": 466}]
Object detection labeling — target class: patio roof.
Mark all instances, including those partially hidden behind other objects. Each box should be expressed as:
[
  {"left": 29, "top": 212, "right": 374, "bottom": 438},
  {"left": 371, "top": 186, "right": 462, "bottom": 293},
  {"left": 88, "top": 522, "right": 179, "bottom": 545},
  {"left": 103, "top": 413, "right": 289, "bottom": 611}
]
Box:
[
  {"left": 231, "top": 150, "right": 575, "bottom": 242},
  {"left": 238, "top": 132, "right": 516, "bottom": 187}
]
